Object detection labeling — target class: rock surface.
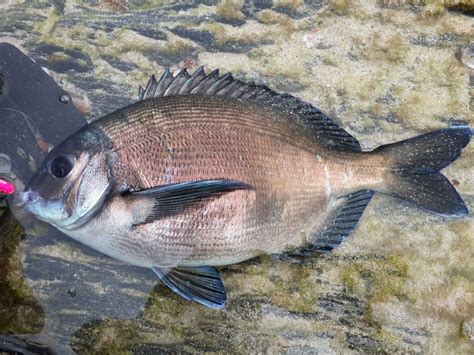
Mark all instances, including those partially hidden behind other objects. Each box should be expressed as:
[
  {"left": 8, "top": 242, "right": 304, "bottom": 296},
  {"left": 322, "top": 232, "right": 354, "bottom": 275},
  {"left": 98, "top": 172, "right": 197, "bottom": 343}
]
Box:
[{"left": 0, "top": 0, "right": 473, "bottom": 353}]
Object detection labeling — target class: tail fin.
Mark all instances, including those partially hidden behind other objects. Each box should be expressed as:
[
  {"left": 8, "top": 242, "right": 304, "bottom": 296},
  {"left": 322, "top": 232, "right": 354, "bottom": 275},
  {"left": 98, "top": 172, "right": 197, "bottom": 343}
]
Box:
[{"left": 375, "top": 127, "right": 472, "bottom": 217}]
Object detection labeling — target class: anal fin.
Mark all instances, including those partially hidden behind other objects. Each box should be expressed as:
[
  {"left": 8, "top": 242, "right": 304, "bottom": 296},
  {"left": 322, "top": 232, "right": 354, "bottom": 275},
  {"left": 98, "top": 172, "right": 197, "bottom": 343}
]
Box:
[
  {"left": 151, "top": 266, "right": 226, "bottom": 309},
  {"left": 287, "top": 189, "right": 374, "bottom": 257}
]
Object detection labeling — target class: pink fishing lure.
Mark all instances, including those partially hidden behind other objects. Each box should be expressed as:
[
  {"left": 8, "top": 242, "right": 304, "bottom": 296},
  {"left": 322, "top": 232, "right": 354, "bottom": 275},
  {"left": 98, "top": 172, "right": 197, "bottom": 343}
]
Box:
[{"left": 0, "top": 178, "right": 15, "bottom": 195}]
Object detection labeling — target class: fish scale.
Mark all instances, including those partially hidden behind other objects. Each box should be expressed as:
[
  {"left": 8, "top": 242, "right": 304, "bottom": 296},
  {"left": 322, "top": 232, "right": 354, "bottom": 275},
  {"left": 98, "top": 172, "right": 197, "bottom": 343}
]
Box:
[
  {"left": 23, "top": 67, "right": 471, "bottom": 308},
  {"left": 106, "top": 98, "right": 320, "bottom": 190},
  {"left": 89, "top": 97, "right": 340, "bottom": 265}
]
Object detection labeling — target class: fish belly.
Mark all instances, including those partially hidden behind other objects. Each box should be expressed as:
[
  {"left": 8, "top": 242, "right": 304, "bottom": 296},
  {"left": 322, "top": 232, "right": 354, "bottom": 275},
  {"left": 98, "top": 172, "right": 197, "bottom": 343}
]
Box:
[
  {"left": 105, "top": 147, "right": 332, "bottom": 267},
  {"left": 79, "top": 191, "right": 328, "bottom": 268}
]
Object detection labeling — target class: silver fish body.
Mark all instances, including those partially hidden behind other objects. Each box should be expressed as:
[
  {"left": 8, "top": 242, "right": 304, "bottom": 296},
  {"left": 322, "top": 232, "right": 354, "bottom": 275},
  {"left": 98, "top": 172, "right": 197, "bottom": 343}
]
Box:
[{"left": 23, "top": 68, "right": 472, "bottom": 308}]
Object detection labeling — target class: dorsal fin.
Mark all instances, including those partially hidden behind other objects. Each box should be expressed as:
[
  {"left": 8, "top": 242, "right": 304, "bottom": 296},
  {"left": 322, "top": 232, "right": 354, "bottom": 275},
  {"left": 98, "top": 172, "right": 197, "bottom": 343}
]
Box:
[
  {"left": 138, "top": 67, "right": 361, "bottom": 151},
  {"left": 164, "top": 69, "right": 191, "bottom": 96}
]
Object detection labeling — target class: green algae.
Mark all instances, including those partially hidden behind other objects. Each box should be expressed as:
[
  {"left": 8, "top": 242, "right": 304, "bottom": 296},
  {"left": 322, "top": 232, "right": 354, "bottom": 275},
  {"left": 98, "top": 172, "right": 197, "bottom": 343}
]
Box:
[
  {"left": 71, "top": 319, "right": 144, "bottom": 354},
  {"left": 335, "top": 254, "right": 413, "bottom": 350},
  {"left": 0, "top": 209, "right": 44, "bottom": 334},
  {"left": 204, "top": 21, "right": 272, "bottom": 49},
  {"left": 127, "top": 0, "right": 168, "bottom": 11},
  {"left": 420, "top": 0, "right": 474, "bottom": 16},
  {"left": 352, "top": 32, "right": 408, "bottom": 63},
  {"left": 393, "top": 56, "right": 469, "bottom": 130},
  {"left": 268, "top": 265, "right": 319, "bottom": 313},
  {"left": 159, "top": 38, "right": 195, "bottom": 61},
  {"left": 33, "top": 5, "right": 59, "bottom": 35},
  {"left": 216, "top": 0, "right": 245, "bottom": 22},
  {"left": 71, "top": 278, "right": 267, "bottom": 353},
  {"left": 257, "top": 9, "right": 290, "bottom": 25},
  {"left": 274, "top": 0, "right": 304, "bottom": 12},
  {"left": 256, "top": 10, "right": 308, "bottom": 39},
  {"left": 329, "top": 0, "right": 350, "bottom": 15}
]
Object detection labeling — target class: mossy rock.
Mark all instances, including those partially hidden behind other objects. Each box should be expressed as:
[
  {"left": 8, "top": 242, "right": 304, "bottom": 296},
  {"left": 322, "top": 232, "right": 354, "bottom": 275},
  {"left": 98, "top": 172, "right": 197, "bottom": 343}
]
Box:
[{"left": 0, "top": 209, "right": 44, "bottom": 334}]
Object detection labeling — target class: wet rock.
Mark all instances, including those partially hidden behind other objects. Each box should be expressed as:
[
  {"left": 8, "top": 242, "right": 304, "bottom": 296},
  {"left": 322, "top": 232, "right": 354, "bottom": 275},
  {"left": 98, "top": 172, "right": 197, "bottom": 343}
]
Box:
[
  {"left": 0, "top": 0, "right": 473, "bottom": 353},
  {"left": 0, "top": 210, "right": 44, "bottom": 335},
  {"left": 130, "top": 28, "right": 167, "bottom": 41},
  {"left": 30, "top": 44, "right": 93, "bottom": 74},
  {"left": 170, "top": 27, "right": 215, "bottom": 51},
  {"left": 171, "top": 23, "right": 274, "bottom": 54},
  {"left": 272, "top": 0, "right": 307, "bottom": 18},
  {"left": 67, "top": 288, "right": 76, "bottom": 298},
  {"left": 409, "top": 33, "right": 462, "bottom": 47},
  {"left": 456, "top": 43, "right": 474, "bottom": 70},
  {"left": 0, "top": 334, "right": 54, "bottom": 355},
  {"left": 216, "top": 0, "right": 246, "bottom": 26},
  {"left": 461, "top": 318, "right": 474, "bottom": 343},
  {"left": 101, "top": 55, "right": 138, "bottom": 72}
]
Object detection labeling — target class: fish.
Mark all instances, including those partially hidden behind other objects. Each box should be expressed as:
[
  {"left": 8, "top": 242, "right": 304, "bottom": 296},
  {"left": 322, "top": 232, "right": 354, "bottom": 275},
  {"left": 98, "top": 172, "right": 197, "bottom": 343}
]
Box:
[{"left": 22, "top": 67, "right": 472, "bottom": 308}]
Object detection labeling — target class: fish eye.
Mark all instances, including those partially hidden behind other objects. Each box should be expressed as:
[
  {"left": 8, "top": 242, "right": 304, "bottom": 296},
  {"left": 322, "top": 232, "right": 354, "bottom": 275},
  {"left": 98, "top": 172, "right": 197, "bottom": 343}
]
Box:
[{"left": 49, "top": 155, "right": 74, "bottom": 179}]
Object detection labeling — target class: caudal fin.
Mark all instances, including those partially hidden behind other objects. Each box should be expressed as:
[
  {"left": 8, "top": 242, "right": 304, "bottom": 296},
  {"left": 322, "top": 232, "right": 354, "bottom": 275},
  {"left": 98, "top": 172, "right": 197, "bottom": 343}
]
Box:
[{"left": 375, "top": 127, "right": 472, "bottom": 217}]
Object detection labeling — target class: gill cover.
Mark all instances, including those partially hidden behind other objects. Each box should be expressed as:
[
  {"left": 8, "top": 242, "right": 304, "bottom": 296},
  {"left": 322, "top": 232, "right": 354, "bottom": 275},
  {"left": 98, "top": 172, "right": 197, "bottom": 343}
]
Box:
[{"left": 62, "top": 152, "right": 113, "bottom": 230}]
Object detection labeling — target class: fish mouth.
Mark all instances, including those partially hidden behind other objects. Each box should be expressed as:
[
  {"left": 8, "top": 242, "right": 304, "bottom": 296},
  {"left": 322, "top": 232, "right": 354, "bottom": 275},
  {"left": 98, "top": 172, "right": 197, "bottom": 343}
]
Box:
[
  {"left": 22, "top": 189, "right": 46, "bottom": 216},
  {"left": 22, "top": 189, "right": 68, "bottom": 227},
  {"left": 22, "top": 189, "right": 39, "bottom": 205}
]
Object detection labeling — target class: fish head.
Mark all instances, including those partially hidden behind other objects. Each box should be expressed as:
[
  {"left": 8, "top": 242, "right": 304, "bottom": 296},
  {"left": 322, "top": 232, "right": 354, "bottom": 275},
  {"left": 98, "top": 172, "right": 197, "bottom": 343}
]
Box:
[{"left": 23, "top": 128, "right": 114, "bottom": 230}]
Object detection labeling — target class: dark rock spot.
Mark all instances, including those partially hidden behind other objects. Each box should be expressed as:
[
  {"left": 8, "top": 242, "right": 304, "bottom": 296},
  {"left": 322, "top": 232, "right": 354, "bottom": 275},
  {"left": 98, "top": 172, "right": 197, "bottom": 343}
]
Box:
[
  {"left": 130, "top": 27, "right": 167, "bottom": 41},
  {"left": 253, "top": 0, "right": 274, "bottom": 11},
  {"left": 170, "top": 27, "right": 215, "bottom": 50},
  {"left": 346, "top": 332, "right": 387, "bottom": 352},
  {"left": 440, "top": 116, "right": 469, "bottom": 126},
  {"left": 409, "top": 33, "right": 461, "bottom": 47},
  {"left": 31, "top": 2, "right": 53, "bottom": 9},
  {"left": 67, "top": 287, "right": 77, "bottom": 297},
  {"left": 102, "top": 55, "right": 138, "bottom": 72},
  {"left": 30, "top": 44, "right": 93, "bottom": 74}
]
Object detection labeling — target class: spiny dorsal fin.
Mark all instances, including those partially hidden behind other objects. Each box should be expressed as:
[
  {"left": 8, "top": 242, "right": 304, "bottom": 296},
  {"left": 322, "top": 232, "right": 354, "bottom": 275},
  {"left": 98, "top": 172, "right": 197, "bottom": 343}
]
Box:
[
  {"left": 139, "top": 67, "right": 361, "bottom": 151},
  {"left": 286, "top": 189, "right": 374, "bottom": 257},
  {"left": 164, "top": 69, "right": 191, "bottom": 96}
]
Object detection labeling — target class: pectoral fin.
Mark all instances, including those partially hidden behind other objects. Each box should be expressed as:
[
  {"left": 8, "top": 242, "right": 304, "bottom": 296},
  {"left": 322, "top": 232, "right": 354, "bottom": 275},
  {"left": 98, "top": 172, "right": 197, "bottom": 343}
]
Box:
[
  {"left": 131, "top": 179, "right": 253, "bottom": 223},
  {"left": 151, "top": 266, "right": 226, "bottom": 309}
]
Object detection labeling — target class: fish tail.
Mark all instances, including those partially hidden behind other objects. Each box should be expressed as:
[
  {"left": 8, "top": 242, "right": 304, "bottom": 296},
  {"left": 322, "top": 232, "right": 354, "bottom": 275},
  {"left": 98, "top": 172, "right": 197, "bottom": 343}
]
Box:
[{"left": 374, "top": 126, "right": 472, "bottom": 217}]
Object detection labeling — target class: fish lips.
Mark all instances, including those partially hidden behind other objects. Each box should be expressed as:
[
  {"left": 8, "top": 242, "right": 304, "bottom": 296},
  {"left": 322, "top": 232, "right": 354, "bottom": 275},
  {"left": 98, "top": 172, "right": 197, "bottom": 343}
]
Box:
[{"left": 22, "top": 189, "right": 67, "bottom": 226}]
